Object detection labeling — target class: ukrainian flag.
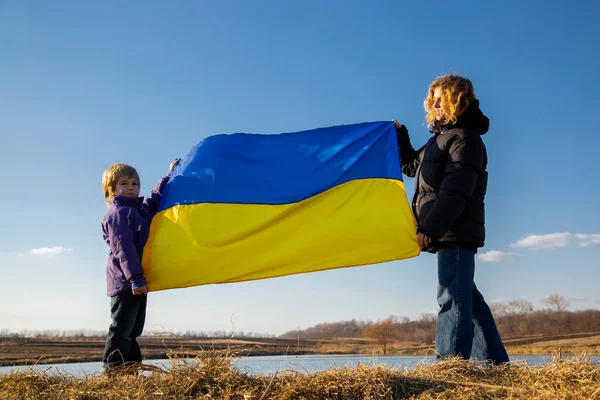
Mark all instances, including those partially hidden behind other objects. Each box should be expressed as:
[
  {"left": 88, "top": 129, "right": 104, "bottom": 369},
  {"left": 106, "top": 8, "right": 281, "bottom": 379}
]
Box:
[{"left": 142, "top": 121, "right": 419, "bottom": 292}]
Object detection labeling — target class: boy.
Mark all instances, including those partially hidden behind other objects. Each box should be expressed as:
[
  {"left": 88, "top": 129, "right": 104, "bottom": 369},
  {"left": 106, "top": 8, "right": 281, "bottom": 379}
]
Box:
[{"left": 100, "top": 159, "right": 179, "bottom": 371}]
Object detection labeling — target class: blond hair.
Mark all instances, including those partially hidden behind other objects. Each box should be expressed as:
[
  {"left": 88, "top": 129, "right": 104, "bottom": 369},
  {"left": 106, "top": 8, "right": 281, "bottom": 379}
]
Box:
[
  {"left": 102, "top": 164, "right": 140, "bottom": 205},
  {"left": 424, "top": 74, "right": 477, "bottom": 127}
]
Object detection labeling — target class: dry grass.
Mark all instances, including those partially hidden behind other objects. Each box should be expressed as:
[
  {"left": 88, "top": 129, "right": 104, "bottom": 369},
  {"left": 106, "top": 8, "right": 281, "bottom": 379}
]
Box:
[
  {"left": 1, "top": 351, "right": 599, "bottom": 399},
  {"left": 312, "top": 342, "right": 362, "bottom": 354}
]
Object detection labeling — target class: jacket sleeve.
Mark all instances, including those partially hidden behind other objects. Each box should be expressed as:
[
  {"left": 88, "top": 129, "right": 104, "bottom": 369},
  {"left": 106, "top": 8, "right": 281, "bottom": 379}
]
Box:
[
  {"left": 106, "top": 209, "right": 147, "bottom": 289},
  {"left": 396, "top": 125, "right": 423, "bottom": 178},
  {"left": 141, "top": 172, "right": 173, "bottom": 219},
  {"left": 420, "top": 134, "right": 485, "bottom": 240}
]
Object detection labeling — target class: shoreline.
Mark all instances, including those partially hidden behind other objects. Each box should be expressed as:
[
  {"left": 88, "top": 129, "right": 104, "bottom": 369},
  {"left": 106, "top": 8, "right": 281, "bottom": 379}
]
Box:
[
  {"left": 2, "top": 333, "right": 599, "bottom": 367},
  {"left": 2, "top": 356, "right": 599, "bottom": 399},
  {"left": 3, "top": 348, "right": 599, "bottom": 368}
]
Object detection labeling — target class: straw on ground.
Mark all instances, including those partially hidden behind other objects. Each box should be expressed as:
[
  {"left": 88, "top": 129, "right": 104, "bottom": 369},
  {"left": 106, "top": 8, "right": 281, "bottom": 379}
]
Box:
[{"left": 1, "top": 351, "right": 599, "bottom": 399}]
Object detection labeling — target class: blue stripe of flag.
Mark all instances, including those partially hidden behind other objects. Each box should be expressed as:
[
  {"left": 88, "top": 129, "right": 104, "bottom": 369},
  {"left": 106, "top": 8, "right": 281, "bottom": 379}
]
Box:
[{"left": 159, "top": 121, "right": 402, "bottom": 210}]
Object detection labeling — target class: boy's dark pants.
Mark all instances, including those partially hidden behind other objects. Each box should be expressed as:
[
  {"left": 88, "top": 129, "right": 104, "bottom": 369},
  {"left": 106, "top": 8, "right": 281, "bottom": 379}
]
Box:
[{"left": 103, "top": 292, "right": 147, "bottom": 367}]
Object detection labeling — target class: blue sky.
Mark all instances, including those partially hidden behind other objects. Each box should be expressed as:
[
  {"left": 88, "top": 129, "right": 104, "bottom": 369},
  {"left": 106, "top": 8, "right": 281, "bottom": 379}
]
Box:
[{"left": 1, "top": 1, "right": 599, "bottom": 336}]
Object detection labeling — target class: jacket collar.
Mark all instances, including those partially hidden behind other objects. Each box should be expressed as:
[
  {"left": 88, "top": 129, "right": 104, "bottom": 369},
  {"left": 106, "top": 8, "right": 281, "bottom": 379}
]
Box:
[
  {"left": 112, "top": 195, "right": 143, "bottom": 207},
  {"left": 429, "top": 99, "right": 489, "bottom": 135}
]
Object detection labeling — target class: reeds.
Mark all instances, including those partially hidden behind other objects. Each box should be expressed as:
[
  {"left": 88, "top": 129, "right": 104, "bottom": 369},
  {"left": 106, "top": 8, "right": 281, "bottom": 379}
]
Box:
[{"left": 1, "top": 352, "right": 599, "bottom": 399}]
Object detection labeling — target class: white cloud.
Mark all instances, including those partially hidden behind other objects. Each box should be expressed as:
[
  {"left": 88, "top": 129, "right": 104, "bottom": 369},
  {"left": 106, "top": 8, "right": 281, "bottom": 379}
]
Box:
[
  {"left": 510, "top": 232, "right": 572, "bottom": 249},
  {"left": 477, "top": 251, "right": 517, "bottom": 263},
  {"left": 509, "top": 232, "right": 600, "bottom": 249},
  {"left": 30, "top": 246, "right": 74, "bottom": 256},
  {"left": 574, "top": 234, "right": 600, "bottom": 247}
]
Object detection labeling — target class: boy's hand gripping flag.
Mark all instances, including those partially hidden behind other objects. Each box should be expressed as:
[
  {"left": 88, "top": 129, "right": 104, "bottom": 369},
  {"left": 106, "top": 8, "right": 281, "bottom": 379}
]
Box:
[{"left": 142, "top": 121, "right": 420, "bottom": 291}]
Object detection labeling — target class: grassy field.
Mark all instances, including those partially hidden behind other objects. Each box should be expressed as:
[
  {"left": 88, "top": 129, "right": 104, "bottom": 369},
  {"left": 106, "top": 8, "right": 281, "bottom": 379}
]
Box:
[
  {"left": 2, "top": 332, "right": 599, "bottom": 367},
  {"left": 1, "top": 352, "right": 599, "bottom": 399}
]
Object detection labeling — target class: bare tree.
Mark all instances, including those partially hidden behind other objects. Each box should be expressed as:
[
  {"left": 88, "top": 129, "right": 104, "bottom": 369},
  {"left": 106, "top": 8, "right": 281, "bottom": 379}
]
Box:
[
  {"left": 489, "top": 301, "right": 509, "bottom": 319},
  {"left": 390, "top": 315, "right": 410, "bottom": 324},
  {"left": 507, "top": 299, "right": 534, "bottom": 315},
  {"left": 342, "top": 319, "right": 365, "bottom": 338},
  {"left": 418, "top": 313, "right": 436, "bottom": 323},
  {"left": 542, "top": 294, "right": 569, "bottom": 312},
  {"left": 363, "top": 317, "right": 395, "bottom": 355}
]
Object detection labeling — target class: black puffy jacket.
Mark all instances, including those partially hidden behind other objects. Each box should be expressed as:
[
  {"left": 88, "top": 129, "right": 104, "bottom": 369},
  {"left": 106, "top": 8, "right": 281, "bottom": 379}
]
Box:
[{"left": 397, "top": 100, "right": 489, "bottom": 253}]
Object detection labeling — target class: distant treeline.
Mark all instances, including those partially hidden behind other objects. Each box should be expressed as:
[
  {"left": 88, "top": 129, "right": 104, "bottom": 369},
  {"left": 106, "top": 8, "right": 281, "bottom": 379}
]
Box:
[
  {"left": 0, "top": 328, "right": 275, "bottom": 340},
  {"left": 280, "top": 295, "right": 600, "bottom": 343},
  {"left": 3, "top": 295, "right": 597, "bottom": 343}
]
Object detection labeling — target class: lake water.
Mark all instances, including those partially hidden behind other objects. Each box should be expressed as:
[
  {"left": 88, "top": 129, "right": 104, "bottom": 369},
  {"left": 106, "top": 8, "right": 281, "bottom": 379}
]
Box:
[{"left": 2, "top": 354, "right": 593, "bottom": 377}]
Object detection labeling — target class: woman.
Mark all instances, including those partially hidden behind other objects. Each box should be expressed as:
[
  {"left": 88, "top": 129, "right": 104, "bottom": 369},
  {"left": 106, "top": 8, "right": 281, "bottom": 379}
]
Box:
[{"left": 393, "top": 74, "right": 509, "bottom": 365}]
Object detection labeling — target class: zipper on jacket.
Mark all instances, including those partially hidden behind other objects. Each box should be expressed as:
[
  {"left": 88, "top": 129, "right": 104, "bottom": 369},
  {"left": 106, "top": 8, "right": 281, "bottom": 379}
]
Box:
[{"left": 412, "top": 136, "right": 437, "bottom": 227}]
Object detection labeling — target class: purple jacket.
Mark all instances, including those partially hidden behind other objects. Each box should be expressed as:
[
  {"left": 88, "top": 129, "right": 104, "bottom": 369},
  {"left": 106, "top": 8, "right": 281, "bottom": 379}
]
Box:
[{"left": 102, "top": 174, "right": 171, "bottom": 296}]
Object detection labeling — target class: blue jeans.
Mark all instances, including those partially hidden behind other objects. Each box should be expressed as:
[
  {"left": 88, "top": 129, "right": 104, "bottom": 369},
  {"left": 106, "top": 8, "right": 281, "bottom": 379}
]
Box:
[
  {"left": 436, "top": 248, "right": 509, "bottom": 365},
  {"left": 102, "top": 292, "right": 147, "bottom": 368}
]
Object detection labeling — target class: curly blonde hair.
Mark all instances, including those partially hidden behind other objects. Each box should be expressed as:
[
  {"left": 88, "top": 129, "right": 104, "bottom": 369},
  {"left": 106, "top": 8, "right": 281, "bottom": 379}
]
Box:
[
  {"left": 424, "top": 74, "right": 476, "bottom": 126},
  {"left": 102, "top": 163, "right": 140, "bottom": 205}
]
